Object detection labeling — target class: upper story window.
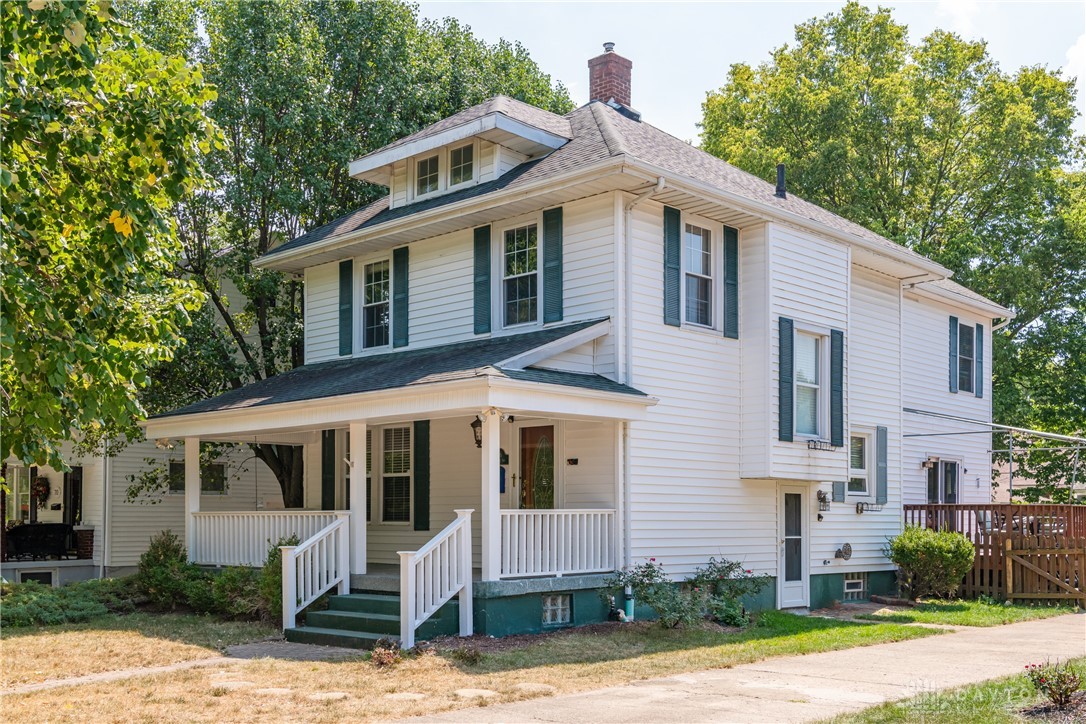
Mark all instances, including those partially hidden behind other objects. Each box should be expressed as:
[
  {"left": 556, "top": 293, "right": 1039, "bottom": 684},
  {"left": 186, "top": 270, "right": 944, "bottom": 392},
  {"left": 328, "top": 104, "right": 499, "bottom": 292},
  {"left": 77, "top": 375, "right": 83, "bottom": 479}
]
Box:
[
  {"left": 503, "top": 224, "right": 539, "bottom": 326},
  {"left": 957, "top": 322, "right": 975, "bottom": 393},
  {"left": 794, "top": 332, "right": 822, "bottom": 437},
  {"left": 363, "top": 260, "right": 390, "bottom": 348},
  {"left": 381, "top": 426, "right": 412, "bottom": 523},
  {"left": 927, "top": 460, "right": 959, "bottom": 503},
  {"left": 849, "top": 434, "right": 870, "bottom": 494},
  {"left": 416, "top": 154, "right": 439, "bottom": 197},
  {"left": 684, "top": 224, "right": 713, "bottom": 327},
  {"left": 449, "top": 144, "right": 474, "bottom": 186}
]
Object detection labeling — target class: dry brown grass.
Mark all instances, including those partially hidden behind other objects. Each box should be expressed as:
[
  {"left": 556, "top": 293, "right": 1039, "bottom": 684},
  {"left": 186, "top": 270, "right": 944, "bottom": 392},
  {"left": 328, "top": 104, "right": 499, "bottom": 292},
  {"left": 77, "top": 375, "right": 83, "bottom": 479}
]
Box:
[
  {"left": 4, "top": 613, "right": 942, "bottom": 722},
  {"left": 0, "top": 613, "right": 276, "bottom": 688}
]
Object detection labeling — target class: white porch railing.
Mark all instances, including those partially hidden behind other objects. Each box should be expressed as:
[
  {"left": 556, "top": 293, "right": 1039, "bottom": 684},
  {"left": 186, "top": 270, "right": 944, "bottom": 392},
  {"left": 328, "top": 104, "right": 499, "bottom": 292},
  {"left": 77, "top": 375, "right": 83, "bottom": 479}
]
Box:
[
  {"left": 190, "top": 511, "right": 343, "bottom": 566},
  {"left": 398, "top": 509, "right": 473, "bottom": 649},
  {"left": 281, "top": 512, "right": 350, "bottom": 629},
  {"left": 500, "top": 509, "right": 616, "bottom": 578}
]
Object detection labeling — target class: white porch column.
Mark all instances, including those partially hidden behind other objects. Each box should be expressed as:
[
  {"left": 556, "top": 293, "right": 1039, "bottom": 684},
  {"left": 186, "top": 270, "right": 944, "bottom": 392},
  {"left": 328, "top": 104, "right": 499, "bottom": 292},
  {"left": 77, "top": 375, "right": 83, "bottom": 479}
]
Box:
[
  {"left": 184, "top": 436, "right": 200, "bottom": 563},
  {"left": 480, "top": 412, "right": 501, "bottom": 580},
  {"left": 349, "top": 421, "right": 367, "bottom": 575}
]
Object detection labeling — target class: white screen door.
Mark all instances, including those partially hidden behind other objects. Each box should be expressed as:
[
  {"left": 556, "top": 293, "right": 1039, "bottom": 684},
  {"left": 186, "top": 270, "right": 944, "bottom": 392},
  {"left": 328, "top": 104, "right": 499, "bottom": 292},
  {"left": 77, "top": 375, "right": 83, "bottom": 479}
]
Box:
[{"left": 779, "top": 485, "right": 809, "bottom": 608}]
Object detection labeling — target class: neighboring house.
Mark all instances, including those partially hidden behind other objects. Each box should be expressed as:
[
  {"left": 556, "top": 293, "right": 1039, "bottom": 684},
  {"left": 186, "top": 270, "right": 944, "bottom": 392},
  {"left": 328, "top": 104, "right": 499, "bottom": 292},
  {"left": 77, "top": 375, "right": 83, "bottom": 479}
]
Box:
[{"left": 142, "top": 44, "right": 1012, "bottom": 645}]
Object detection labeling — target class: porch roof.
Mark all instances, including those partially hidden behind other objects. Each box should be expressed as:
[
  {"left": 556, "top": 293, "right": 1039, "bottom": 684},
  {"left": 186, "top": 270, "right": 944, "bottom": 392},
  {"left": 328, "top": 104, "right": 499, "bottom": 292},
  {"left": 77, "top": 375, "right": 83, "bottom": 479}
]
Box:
[{"left": 151, "top": 319, "right": 645, "bottom": 421}]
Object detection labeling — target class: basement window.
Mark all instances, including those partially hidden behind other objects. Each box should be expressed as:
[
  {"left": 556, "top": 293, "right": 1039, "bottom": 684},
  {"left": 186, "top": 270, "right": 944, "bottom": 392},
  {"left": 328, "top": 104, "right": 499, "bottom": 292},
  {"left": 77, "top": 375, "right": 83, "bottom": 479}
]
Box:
[
  {"left": 843, "top": 572, "right": 867, "bottom": 602},
  {"left": 542, "top": 594, "right": 571, "bottom": 626}
]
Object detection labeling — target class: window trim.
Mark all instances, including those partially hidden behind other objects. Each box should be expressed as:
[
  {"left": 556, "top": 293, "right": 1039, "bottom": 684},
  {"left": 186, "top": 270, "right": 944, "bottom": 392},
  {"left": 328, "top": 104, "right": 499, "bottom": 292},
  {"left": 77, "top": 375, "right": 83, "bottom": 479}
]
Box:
[
  {"left": 678, "top": 213, "right": 722, "bottom": 331},
  {"left": 793, "top": 329, "right": 828, "bottom": 440},
  {"left": 848, "top": 431, "right": 872, "bottom": 496},
  {"left": 360, "top": 257, "right": 391, "bottom": 351},
  {"left": 376, "top": 424, "right": 413, "bottom": 525},
  {"left": 957, "top": 322, "right": 975, "bottom": 394},
  {"left": 496, "top": 216, "right": 543, "bottom": 330}
]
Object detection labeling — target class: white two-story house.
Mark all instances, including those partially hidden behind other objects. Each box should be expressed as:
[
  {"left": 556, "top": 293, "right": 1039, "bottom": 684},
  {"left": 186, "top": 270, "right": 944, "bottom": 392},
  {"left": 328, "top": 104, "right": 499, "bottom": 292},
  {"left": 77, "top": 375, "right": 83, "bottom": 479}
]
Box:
[{"left": 143, "top": 44, "right": 1011, "bottom": 646}]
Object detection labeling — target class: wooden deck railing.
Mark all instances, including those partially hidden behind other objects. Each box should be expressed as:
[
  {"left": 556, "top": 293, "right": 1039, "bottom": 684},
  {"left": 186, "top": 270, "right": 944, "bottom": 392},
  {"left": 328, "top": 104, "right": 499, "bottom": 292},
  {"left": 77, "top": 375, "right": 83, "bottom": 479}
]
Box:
[{"left": 904, "top": 504, "right": 1086, "bottom": 600}]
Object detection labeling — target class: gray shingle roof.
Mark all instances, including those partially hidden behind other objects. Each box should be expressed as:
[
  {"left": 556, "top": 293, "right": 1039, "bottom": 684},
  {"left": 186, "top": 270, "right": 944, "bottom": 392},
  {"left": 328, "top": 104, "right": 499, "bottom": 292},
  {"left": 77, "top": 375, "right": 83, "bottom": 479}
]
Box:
[{"left": 153, "top": 319, "right": 644, "bottom": 419}]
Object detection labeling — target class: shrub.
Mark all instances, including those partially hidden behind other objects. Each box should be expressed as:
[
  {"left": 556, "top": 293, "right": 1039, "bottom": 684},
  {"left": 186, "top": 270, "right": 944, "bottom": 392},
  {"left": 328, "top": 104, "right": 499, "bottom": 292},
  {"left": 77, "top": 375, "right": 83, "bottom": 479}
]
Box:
[
  {"left": 371, "top": 636, "right": 402, "bottom": 666},
  {"left": 707, "top": 597, "right": 749, "bottom": 627},
  {"left": 692, "top": 557, "right": 769, "bottom": 626},
  {"left": 1026, "top": 660, "right": 1082, "bottom": 708},
  {"left": 605, "top": 560, "right": 703, "bottom": 628},
  {"left": 885, "top": 526, "right": 975, "bottom": 600},
  {"left": 448, "top": 646, "right": 484, "bottom": 666},
  {"left": 258, "top": 534, "right": 299, "bottom": 618},
  {"left": 212, "top": 567, "right": 264, "bottom": 620},
  {"left": 137, "top": 530, "right": 204, "bottom": 610},
  {"left": 0, "top": 577, "right": 143, "bottom": 627}
]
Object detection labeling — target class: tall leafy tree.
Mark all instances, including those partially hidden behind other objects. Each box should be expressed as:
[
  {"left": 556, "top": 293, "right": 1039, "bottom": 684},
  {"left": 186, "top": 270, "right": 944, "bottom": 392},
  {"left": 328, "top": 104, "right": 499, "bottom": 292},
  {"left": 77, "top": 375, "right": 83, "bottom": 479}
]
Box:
[
  {"left": 700, "top": 1, "right": 1084, "bottom": 499},
  {"left": 1, "top": 0, "right": 218, "bottom": 470},
  {"left": 123, "top": 0, "right": 572, "bottom": 505}
]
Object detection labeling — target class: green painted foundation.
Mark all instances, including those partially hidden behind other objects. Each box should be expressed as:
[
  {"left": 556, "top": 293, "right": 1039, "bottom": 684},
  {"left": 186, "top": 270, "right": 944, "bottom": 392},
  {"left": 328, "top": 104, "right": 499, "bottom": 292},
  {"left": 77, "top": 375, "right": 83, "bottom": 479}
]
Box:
[{"left": 809, "top": 570, "right": 899, "bottom": 609}]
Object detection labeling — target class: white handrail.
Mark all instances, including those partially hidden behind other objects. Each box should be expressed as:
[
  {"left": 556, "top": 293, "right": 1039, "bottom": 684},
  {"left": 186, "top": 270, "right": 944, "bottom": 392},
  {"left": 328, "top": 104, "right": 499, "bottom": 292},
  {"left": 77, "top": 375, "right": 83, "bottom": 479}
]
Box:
[
  {"left": 281, "top": 512, "right": 350, "bottom": 630},
  {"left": 398, "top": 509, "right": 473, "bottom": 649},
  {"left": 500, "top": 509, "right": 615, "bottom": 578},
  {"left": 191, "top": 511, "right": 343, "bottom": 566}
]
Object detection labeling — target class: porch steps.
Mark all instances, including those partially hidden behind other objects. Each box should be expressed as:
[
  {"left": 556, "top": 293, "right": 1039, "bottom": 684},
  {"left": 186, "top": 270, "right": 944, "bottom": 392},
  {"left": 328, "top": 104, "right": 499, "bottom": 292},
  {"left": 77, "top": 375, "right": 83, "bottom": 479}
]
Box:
[{"left": 284, "top": 592, "right": 460, "bottom": 649}]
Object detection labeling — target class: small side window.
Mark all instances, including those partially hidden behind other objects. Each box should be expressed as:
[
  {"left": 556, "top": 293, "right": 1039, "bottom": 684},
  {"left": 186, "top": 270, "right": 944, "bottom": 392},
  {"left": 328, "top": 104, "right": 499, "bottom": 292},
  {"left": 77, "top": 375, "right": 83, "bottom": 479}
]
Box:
[{"left": 848, "top": 434, "right": 869, "bottom": 494}]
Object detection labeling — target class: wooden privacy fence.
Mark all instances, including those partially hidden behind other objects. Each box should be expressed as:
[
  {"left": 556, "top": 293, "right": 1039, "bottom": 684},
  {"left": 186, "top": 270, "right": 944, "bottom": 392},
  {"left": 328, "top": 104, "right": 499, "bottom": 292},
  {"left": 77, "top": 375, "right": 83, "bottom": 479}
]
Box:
[{"left": 904, "top": 504, "right": 1086, "bottom": 602}]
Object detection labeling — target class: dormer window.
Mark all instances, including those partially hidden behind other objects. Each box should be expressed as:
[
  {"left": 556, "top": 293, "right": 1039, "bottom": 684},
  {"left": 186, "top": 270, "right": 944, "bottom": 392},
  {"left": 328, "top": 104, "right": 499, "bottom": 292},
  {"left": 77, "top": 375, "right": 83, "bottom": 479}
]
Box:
[
  {"left": 450, "top": 144, "right": 474, "bottom": 186},
  {"left": 416, "top": 155, "right": 439, "bottom": 197}
]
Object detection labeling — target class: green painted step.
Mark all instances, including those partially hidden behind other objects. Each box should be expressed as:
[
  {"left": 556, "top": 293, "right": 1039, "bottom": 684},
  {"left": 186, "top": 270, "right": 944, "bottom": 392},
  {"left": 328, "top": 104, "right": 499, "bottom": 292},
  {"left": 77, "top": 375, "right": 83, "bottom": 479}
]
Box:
[
  {"left": 305, "top": 610, "right": 400, "bottom": 636},
  {"left": 283, "top": 626, "right": 395, "bottom": 649},
  {"left": 330, "top": 593, "right": 400, "bottom": 616}
]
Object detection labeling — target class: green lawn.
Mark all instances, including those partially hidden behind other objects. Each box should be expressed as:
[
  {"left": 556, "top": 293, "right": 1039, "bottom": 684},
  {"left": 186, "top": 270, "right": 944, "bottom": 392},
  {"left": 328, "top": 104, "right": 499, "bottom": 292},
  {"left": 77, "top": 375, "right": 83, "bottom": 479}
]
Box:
[
  {"left": 856, "top": 599, "right": 1075, "bottom": 627},
  {"left": 828, "top": 657, "right": 1086, "bottom": 723}
]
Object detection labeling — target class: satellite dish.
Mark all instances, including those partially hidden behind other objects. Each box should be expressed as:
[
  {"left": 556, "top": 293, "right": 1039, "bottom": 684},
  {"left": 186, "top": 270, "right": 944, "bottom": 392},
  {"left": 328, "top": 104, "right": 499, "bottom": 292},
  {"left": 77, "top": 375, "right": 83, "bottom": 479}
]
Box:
[{"left": 835, "top": 543, "right": 853, "bottom": 560}]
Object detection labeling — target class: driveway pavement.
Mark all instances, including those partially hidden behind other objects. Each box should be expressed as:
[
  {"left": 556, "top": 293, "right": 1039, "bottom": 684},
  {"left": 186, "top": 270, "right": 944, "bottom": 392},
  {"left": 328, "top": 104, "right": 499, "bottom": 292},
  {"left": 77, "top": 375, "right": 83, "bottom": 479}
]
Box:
[{"left": 418, "top": 612, "right": 1086, "bottom": 723}]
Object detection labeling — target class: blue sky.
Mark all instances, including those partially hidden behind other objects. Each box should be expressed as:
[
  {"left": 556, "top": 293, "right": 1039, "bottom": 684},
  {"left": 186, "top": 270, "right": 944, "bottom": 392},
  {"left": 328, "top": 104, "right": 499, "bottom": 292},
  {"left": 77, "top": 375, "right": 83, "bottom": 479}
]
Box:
[{"left": 416, "top": 1, "right": 1086, "bottom": 142}]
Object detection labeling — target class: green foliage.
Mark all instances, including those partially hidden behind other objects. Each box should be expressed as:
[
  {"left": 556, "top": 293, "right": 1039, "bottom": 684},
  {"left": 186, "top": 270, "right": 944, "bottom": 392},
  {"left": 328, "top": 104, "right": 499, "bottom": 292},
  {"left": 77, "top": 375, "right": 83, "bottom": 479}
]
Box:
[
  {"left": 606, "top": 560, "right": 703, "bottom": 629},
  {"left": 117, "top": 0, "right": 572, "bottom": 505},
  {"left": 258, "top": 534, "right": 299, "bottom": 618},
  {"left": 886, "top": 526, "right": 976, "bottom": 600},
  {"left": 0, "top": 577, "right": 140, "bottom": 627},
  {"left": 209, "top": 567, "right": 264, "bottom": 620},
  {"left": 1, "top": 0, "right": 219, "bottom": 469},
  {"left": 1025, "top": 660, "right": 1082, "bottom": 708},
  {"left": 701, "top": 0, "right": 1084, "bottom": 495},
  {"left": 137, "top": 530, "right": 203, "bottom": 610},
  {"left": 691, "top": 557, "right": 771, "bottom": 604}
]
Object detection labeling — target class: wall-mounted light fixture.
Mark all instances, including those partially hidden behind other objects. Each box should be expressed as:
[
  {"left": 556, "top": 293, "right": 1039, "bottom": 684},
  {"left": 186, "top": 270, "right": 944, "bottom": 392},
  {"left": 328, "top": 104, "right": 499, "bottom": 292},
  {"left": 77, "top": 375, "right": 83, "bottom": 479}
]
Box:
[
  {"left": 922, "top": 456, "right": 940, "bottom": 470},
  {"left": 470, "top": 417, "right": 483, "bottom": 448}
]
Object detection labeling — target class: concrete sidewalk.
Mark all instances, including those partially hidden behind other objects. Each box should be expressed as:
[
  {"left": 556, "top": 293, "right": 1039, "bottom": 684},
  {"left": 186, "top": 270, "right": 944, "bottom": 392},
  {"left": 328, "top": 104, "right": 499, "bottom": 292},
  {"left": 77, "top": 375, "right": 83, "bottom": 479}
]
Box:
[{"left": 419, "top": 612, "right": 1086, "bottom": 723}]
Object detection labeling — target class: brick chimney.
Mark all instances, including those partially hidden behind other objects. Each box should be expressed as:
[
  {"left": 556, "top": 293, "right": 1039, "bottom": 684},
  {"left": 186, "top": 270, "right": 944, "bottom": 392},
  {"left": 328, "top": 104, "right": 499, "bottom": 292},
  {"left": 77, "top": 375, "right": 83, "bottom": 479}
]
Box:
[{"left": 588, "top": 42, "right": 632, "bottom": 108}]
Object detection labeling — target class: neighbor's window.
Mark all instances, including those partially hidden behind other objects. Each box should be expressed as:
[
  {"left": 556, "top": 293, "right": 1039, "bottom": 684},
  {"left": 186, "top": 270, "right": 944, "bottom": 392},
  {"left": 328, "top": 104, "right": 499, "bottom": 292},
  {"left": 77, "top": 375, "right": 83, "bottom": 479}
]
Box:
[
  {"left": 363, "top": 260, "right": 390, "bottom": 348},
  {"left": 684, "top": 223, "right": 713, "bottom": 326},
  {"left": 503, "top": 224, "right": 539, "bottom": 326},
  {"left": 381, "top": 426, "right": 411, "bottom": 523},
  {"left": 794, "top": 332, "right": 822, "bottom": 437},
  {"left": 849, "top": 434, "right": 869, "bottom": 494},
  {"left": 416, "top": 154, "right": 439, "bottom": 196},
  {"left": 958, "top": 323, "right": 975, "bottom": 394},
  {"left": 168, "top": 461, "right": 226, "bottom": 494},
  {"left": 449, "top": 144, "right": 474, "bottom": 186},
  {"left": 926, "top": 460, "right": 960, "bottom": 504}
]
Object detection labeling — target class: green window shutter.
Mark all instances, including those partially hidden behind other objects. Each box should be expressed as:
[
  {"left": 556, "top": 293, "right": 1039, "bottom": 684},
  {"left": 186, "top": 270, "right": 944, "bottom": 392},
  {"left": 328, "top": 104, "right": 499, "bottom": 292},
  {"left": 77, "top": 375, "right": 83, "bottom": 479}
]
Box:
[
  {"left": 413, "top": 420, "right": 430, "bottom": 531},
  {"left": 473, "top": 226, "right": 491, "bottom": 334},
  {"left": 723, "top": 225, "right": 739, "bottom": 339},
  {"left": 392, "top": 246, "right": 409, "bottom": 348},
  {"left": 875, "top": 425, "right": 888, "bottom": 505},
  {"left": 830, "top": 329, "right": 844, "bottom": 447},
  {"left": 948, "top": 315, "right": 959, "bottom": 393},
  {"left": 663, "top": 206, "right": 681, "bottom": 327},
  {"left": 778, "top": 317, "right": 794, "bottom": 442},
  {"left": 542, "top": 207, "right": 564, "bottom": 323},
  {"left": 320, "top": 429, "right": 336, "bottom": 511},
  {"left": 832, "top": 480, "right": 845, "bottom": 503},
  {"left": 338, "top": 259, "right": 353, "bottom": 356},
  {"left": 974, "top": 323, "right": 984, "bottom": 399}
]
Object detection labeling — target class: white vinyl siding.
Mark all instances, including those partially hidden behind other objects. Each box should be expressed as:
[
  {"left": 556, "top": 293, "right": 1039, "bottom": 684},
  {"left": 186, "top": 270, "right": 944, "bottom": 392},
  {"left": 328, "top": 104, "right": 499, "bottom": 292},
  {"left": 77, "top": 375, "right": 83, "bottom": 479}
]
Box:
[{"left": 303, "top": 262, "right": 340, "bottom": 363}]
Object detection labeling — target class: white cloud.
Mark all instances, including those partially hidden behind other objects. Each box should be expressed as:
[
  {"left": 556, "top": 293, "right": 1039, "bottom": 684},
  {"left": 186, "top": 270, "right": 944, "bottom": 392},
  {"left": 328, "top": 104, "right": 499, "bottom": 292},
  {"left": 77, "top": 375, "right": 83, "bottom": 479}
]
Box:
[
  {"left": 1065, "top": 31, "right": 1086, "bottom": 135},
  {"left": 935, "top": 0, "right": 981, "bottom": 37}
]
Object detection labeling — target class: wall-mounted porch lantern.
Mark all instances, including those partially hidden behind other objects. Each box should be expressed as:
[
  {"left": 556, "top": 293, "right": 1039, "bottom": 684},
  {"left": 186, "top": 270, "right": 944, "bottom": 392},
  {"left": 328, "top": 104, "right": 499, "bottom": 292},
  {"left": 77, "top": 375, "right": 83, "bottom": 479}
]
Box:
[{"left": 470, "top": 417, "right": 483, "bottom": 448}]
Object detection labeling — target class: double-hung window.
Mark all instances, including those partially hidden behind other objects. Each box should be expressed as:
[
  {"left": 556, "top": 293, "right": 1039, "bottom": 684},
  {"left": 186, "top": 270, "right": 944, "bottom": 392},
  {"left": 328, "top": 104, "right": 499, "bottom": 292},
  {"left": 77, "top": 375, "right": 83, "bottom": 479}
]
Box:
[
  {"left": 416, "top": 154, "right": 439, "bottom": 197},
  {"left": 683, "top": 224, "right": 713, "bottom": 327},
  {"left": 794, "top": 332, "right": 822, "bottom": 437},
  {"left": 927, "top": 460, "right": 959, "bottom": 503},
  {"left": 957, "top": 323, "right": 975, "bottom": 393},
  {"left": 363, "top": 260, "right": 390, "bottom": 348},
  {"left": 503, "top": 224, "right": 539, "bottom": 326},
  {"left": 381, "top": 426, "right": 412, "bottom": 523},
  {"left": 849, "top": 434, "right": 870, "bottom": 494},
  {"left": 449, "top": 144, "right": 474, "bottom": 186}
]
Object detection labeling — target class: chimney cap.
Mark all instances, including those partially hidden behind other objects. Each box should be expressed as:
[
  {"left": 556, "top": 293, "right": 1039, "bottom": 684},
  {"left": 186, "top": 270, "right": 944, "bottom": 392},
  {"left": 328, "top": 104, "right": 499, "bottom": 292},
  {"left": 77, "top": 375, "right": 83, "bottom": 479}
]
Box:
[{"left": 603, "top": 42, "right": 615, "bottom": 53}]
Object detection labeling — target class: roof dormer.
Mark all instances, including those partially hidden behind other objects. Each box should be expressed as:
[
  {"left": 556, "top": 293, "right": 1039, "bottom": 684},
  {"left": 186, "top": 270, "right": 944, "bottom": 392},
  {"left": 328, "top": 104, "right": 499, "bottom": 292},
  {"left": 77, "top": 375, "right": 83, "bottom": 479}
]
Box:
[{"left": 348, "top": 96, "right": 571, "bottom": 207}]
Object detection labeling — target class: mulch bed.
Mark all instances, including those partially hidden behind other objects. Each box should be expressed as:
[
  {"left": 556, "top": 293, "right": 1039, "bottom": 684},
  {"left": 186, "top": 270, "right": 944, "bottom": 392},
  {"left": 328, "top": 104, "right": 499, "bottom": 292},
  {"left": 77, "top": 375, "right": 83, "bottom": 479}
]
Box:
[{"left": 1020, "top": 691, "right": 1086, "bottom": 723}]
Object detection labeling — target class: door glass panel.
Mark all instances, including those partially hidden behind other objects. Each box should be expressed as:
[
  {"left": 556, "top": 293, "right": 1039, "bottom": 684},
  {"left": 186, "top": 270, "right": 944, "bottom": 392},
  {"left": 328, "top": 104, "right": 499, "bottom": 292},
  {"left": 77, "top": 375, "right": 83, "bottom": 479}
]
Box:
[
  {"left": 785, "top": 493, "right": 801, "bottom": 536},
  {"left": 520, "top": 426, "right": 555, "bottom": 510},
  {"left": 785, "top": 539, "right": 802, "bottom": 582},
  {"left": 784, "top": 492, "right": 802, "bottom": 582},
  {"left": 943, "top": 462, "right": 958, "bottom": 503}
]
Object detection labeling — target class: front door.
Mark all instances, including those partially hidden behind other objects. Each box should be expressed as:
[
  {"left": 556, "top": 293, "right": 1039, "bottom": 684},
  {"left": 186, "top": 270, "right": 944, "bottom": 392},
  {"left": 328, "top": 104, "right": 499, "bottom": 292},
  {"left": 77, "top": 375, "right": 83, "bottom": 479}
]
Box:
[
  {"left": 778, "top": 485, "right": 809, "bottom": 608},
  {"left": 519, "top": 425, "right": 555, "bottom": 510}
]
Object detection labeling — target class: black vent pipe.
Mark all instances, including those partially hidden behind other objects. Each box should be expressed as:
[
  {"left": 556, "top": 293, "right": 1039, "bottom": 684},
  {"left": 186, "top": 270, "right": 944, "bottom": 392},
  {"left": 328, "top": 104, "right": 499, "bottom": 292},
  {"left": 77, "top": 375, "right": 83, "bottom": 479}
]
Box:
[{"left": 775, "top": 163, "right": 786, "bottom": 198}]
